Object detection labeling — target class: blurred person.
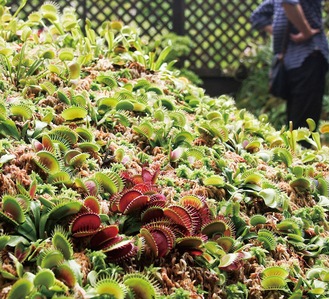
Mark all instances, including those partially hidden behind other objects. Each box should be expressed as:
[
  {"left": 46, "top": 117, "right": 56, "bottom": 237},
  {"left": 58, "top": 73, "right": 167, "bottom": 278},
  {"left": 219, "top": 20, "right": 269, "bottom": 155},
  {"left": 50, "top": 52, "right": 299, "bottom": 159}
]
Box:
[{"left": 251, "top": 0, "right": 329, "bottom": 136}]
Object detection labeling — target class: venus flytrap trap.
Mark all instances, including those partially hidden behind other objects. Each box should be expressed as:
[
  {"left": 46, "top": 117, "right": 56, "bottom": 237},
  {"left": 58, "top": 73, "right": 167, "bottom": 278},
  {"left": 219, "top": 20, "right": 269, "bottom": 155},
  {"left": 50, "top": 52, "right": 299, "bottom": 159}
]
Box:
[{"left": 260, "top": 266, "right": 290, "bottom": 293}]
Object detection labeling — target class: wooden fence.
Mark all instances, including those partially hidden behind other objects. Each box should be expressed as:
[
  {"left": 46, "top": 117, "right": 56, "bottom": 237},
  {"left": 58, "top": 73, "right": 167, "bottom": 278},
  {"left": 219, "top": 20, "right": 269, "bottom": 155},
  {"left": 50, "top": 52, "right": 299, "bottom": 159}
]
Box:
[{"left": 7, "top": 0, "right": 263, "bottom": 95}]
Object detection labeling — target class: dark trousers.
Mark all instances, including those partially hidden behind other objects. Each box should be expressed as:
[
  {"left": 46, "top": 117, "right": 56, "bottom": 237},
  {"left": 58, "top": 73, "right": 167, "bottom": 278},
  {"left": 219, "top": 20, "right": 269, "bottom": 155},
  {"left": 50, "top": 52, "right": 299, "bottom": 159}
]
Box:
[{"left": 286, "top": 51, "right": 328, "bottom": 130}]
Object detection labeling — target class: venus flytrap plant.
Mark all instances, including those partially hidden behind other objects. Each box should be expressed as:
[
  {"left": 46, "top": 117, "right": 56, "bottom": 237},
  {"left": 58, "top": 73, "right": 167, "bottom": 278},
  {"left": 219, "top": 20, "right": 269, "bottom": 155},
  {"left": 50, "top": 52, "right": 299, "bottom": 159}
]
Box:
[
  {"left": 292, "top": 264, "right": 329, "bottom": 297},
  {"left": 61, "top": 7, "right": 81, "bottom": 34},
  {"left": 280, "top": 121, "right": 321, "bottom": 152},
  {"left": 0, "top": 3, "right": 26, "bottom": 42},
  {"left": 86, "top": 273, "right": 128, "bottom": 299},
  {"left": 5, "top": 277, "right": 34, "bottom": 299},
  {"left": 99, "top": 21, "right": 115, "bottom": 56},
  {"left": 225, "top": 282, "right": 248, "bottom": 299},
  {"left": 39, "top": 2, "right": 64, "bottom": 36},
  {"left": 293, "top": 205, "right": 329, "bottom": 231},
  {"left": 0, "top": 42, "right": 47, "bottom": 91},
  {"left": 57, "top": 47, "right": 81, "bottom": 85},
  {"left": 148, "top": 46, "right": 174, "bottom": 71}
]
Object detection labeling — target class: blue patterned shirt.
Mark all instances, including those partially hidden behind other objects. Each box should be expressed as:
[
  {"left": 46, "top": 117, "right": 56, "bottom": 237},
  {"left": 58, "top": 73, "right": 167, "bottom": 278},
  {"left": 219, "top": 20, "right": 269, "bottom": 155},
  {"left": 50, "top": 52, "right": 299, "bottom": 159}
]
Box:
[{"left": 251, "top": 0, "right": 329, "bottom": 70}]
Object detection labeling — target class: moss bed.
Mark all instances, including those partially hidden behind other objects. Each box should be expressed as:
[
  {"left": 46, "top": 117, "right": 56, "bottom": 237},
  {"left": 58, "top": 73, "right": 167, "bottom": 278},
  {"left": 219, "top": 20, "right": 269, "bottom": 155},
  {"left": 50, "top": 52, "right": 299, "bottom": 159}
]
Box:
[{"left": 1, "top": 2, "right": 329, "bottom": 299}]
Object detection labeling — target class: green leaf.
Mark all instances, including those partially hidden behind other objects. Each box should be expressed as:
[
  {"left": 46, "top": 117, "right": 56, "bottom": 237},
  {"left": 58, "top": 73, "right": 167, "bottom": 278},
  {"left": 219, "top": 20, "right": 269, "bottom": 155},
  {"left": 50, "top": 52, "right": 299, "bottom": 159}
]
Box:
[
  {"left": 259, "top": 188, "right": 279, "bottom": 209},
  {"left": 6, "top": 278, "right": 33, "bottom": 299},
  {"left": 17, "top": 217, "right": 37, "bottom": 242},
  {"left": 0, "top": 153, "right": 15, "bottom": 165},
  {"left": 155, "top": 46, "right": 172, "bottom": 70},
  {"left": 0, "top": 116, "right": 21, "bottom": 140}
]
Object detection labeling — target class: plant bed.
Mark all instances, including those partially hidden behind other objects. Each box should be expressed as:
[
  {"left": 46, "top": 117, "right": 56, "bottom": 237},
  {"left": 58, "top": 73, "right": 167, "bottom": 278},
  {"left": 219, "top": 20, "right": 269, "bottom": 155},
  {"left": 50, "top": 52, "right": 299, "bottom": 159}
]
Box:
[{"left": 1, "top": 2, "right": 329, "bottom": 299}]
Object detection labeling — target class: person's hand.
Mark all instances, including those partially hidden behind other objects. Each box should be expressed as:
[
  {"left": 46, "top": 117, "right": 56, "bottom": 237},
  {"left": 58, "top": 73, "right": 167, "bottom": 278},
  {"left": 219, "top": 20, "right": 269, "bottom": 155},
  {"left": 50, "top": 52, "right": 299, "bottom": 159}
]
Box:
[{"left": 290, "top": 28, "right": 320, "bottom": 43}]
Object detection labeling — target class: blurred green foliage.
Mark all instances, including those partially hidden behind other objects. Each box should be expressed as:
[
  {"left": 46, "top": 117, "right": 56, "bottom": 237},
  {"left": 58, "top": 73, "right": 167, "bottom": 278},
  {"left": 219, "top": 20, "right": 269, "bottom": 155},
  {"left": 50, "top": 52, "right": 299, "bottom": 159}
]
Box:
[
  {"left": 146, "top": 32, "right": 203, "bottom": 86},
  {"left": 235, "top": 39, "right": 286, "bottom": 130}
]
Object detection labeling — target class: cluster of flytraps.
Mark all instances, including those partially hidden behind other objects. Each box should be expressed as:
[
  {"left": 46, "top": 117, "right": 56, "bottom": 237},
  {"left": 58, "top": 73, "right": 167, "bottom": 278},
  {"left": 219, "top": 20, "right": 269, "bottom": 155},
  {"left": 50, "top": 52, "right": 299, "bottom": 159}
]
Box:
[{"left": 1, "top": 1, "right": 329, "bottom": 298}]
